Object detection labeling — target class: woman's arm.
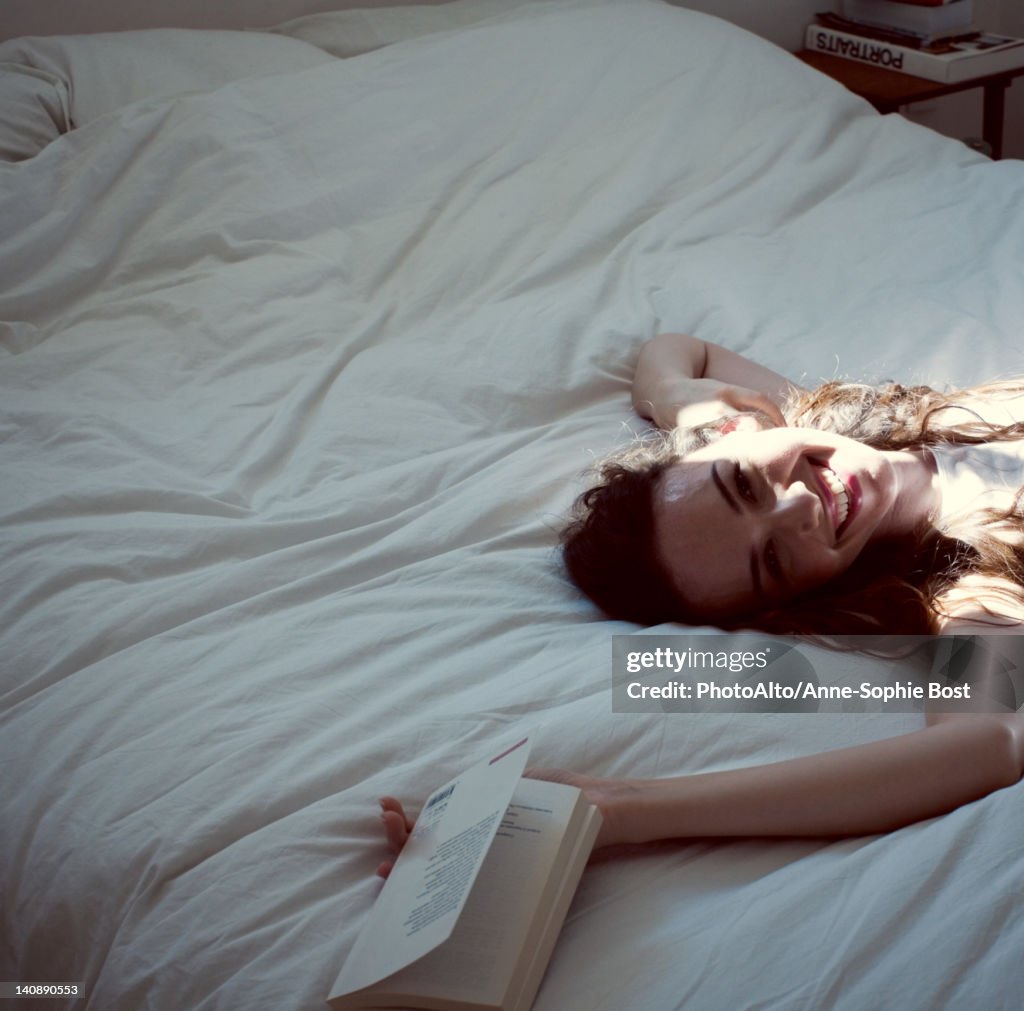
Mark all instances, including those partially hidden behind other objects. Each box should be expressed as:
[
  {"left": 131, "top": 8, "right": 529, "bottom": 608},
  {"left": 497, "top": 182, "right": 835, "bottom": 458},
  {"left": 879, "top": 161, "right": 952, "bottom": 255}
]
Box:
[
  {"left": 632, "top": 333, "right": 803, "bottom": 431},
  {"left": 377, "top": 713, "right": 1022, "bottom": 861},
  {"left": 561, "top": 712, "right": 1023, "bottom": 847}
]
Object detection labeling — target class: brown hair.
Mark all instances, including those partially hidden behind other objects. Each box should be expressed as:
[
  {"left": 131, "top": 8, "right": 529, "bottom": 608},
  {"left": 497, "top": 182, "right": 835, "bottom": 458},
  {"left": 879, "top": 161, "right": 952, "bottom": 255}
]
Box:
[{"left": 561, "top": 379, "right": 1024, "bottom": 633}]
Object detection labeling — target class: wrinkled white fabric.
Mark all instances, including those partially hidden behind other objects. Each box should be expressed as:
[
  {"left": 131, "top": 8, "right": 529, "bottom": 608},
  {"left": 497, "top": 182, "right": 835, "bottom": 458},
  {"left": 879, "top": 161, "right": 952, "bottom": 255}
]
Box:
[{"left": 2, "top": 2, "right": 1023, "bottom": 1009}]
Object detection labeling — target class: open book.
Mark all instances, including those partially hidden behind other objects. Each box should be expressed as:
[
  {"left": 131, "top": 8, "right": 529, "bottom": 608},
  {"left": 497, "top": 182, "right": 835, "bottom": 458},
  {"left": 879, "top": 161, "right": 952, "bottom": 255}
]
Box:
[{"left": 329, "top": 737, "right": 602, "bottom": 1011}]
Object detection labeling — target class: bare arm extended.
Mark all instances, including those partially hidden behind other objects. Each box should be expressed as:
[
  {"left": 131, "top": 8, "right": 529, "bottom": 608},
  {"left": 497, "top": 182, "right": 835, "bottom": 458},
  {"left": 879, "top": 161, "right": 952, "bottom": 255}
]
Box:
[
  {"left": 632, "top": 332, "right": 804, "bottom": 431},
  {"left": 378, "top": 707, "right": 1022, "bottom": 862},
  {"left": 540, "top": 710, "right": 1023, "bottom": 848},
  {"left": 533, "top": 608, "right": 1022, "bottom": 848}
]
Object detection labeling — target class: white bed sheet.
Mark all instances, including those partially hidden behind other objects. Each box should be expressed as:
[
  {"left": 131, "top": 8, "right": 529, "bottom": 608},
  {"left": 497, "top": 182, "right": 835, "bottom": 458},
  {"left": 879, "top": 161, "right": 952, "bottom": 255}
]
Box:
[{"left": 2, "top": 1, "right": 1023, "bottom": 1009}]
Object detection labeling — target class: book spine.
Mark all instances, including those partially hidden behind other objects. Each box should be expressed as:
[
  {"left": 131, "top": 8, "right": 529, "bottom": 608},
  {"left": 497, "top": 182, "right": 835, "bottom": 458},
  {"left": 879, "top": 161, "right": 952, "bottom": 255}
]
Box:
[{"left": 805, "top": 24, "right": 952, "bottom": 80}]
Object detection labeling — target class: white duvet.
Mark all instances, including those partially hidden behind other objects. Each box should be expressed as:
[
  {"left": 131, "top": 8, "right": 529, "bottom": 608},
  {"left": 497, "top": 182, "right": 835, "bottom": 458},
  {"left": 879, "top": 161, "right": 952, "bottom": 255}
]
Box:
[{"left": 2, "top": 1, "right": 1023, "bottom": 1009}]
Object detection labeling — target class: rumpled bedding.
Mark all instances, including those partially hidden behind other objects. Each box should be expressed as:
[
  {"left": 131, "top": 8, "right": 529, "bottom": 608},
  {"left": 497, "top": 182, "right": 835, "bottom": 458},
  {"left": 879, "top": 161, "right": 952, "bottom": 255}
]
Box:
[{"left": 2, "top": 1, "right": 1023, "bottom": 1008}]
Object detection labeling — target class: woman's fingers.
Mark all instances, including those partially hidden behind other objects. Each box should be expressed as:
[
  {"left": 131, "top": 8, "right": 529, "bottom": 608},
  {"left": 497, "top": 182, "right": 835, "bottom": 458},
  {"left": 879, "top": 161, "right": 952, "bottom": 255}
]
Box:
[
  {"left": 718, "top": 413, "right": 764, "bottom": 436},
  {"left": 379, "top": 796, "right": 414, "bottom": 829},
  {"left": 718, "top": 385, "right": 786, "bottom": 426},
  {"left": 379, "top": 797, "right": 414, "bottom": 852},
  {"left": 757, "top": 396, "right": 787, "bottom": 427},
  {"left": 380, "top": 810, "right": 406, "bottom": 851}
]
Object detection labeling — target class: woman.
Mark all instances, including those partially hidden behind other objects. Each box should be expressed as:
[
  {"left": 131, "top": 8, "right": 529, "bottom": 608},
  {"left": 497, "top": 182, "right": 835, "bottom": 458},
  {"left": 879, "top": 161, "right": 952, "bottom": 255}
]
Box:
[
  {"left": 564, "top": 332, "right": 1024, "bottom": 635},
  {"left": 377, "top": 334, "right": 1024, "bottom": 865}
]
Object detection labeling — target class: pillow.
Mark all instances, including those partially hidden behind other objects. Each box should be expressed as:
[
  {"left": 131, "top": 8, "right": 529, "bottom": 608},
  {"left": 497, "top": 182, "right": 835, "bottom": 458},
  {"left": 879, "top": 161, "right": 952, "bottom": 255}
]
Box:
[
  {"left": 0, "top": 62, "right": 70, "bottom": 161},
  {"left": 0, "top": 29, "right": 334, "bottom": 133},
  {"left": 265, "top": 0, "right": 532, "bottom": 59}
]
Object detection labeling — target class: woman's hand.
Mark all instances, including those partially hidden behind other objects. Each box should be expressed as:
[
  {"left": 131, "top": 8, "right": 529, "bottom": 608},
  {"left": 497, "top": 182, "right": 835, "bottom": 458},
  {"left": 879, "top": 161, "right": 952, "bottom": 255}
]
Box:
[
  {"left": 650, "top": 376, "right": 786, "bottom": 433},
  {"left": 376, "top": 796, "right": 415, "bottom": 879},
  {"left": 632, "top": 333, "right": 799, "bottom": 432},
  {"left": 375, "top": 772, "right": 628, "bottom": 875}
]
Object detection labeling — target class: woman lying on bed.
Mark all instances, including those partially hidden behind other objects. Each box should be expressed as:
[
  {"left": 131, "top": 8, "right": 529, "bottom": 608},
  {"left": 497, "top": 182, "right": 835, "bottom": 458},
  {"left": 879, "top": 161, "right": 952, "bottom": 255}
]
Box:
[
  {"left": 567, "top": 332, "right": 1024, "bottom": 636},
  {"left": 377, "top": 333, "right": 1024, "bottom": 864}
]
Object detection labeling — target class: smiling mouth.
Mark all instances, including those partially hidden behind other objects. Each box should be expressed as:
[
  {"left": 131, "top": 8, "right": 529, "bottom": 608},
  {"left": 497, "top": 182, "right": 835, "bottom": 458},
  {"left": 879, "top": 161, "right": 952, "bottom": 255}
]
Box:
[{"left": 813, "top": 462, "right": 850, "bottom": 537}]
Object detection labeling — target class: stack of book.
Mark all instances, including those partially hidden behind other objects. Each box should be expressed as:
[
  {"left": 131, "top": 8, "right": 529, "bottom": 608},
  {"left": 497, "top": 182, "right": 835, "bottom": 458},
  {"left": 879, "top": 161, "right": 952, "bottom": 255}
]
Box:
[{"left": 806, "top": 0, "right": 1024, "bottom": 83}]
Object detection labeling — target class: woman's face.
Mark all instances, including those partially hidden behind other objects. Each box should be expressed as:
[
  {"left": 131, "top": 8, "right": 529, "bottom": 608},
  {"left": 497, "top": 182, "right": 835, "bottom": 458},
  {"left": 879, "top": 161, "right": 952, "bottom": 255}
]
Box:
[{"left": 652, "top": 426, "right": 914, "bottom": 621}]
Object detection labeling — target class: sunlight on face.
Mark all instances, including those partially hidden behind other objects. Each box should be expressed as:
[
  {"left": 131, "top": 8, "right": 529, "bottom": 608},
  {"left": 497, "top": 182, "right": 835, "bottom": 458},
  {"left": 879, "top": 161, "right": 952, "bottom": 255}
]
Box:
[{"left": 651, "top": 426, "right": 911, "bottom": 621}]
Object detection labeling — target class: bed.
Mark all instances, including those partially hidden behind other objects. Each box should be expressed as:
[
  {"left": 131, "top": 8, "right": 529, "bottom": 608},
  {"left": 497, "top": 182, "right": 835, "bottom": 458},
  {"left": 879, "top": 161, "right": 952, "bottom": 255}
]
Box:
[{"left": 3, "top": 1, "right": 1023, "bottom": 1008}]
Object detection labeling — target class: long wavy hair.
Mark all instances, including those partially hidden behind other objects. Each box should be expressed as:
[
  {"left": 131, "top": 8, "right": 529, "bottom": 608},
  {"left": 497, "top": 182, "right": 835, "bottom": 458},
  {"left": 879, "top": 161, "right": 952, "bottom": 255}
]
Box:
[{"left": 561, "top": 380, "right": 1024, "bottom": 634}]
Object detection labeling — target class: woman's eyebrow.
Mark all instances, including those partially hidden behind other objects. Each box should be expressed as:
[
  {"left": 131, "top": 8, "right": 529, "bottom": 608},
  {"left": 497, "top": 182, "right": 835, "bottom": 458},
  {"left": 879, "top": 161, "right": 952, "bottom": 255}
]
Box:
[{"left": 710, "top": 462, "right": 740, "bottom": 513}]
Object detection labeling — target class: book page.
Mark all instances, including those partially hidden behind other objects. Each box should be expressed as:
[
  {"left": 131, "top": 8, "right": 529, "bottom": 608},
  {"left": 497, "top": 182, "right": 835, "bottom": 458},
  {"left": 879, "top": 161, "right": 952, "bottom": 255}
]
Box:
[
  {"left": 367, "top": 778, "right": 585, "bottom": 1005},
  {"left": 505, "top": 805, "right": 602, "bottom": 1011},
  {"left": 329, "top": 736, "right": 532, "bottom": 1000}
]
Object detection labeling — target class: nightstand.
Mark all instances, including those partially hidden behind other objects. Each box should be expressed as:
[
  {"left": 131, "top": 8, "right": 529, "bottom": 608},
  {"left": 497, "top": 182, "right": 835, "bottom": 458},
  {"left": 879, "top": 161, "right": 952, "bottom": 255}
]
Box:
[{"left": 797, "top": 49, "right": 1024, "bottom": 159}]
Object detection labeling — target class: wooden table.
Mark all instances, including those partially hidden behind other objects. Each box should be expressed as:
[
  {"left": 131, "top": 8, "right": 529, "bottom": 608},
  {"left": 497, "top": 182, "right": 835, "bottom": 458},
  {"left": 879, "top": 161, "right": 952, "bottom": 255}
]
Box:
[{"left": 797, "top": 49, "right": 1024, "bottom": 159}]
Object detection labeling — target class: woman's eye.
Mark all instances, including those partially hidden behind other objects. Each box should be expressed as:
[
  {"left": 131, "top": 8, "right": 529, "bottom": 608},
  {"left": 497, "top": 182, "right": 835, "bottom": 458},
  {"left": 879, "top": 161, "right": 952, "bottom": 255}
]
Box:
[
  {"left": 765, "top": 540, "right": 783, "bottom": 582},
  {"left": 734, "top": 463, "right": 756, "bottom": 503}
]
